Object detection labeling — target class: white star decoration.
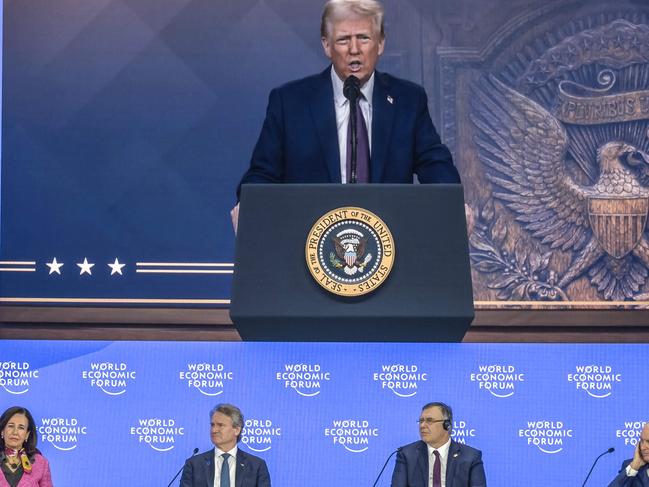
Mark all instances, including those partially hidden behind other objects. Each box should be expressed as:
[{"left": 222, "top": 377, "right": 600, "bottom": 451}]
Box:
[
  {"left": 43, "top": 257, "right": 128, "bottom": 276},
  {"left": 77, "top": 258, "right": 95, "bottom": 275},
  {"left": 108, "top": 258, "right": 125, "bottom": 276},
  {"left": 46, "top": 258, "right": 64, "bottom": 275}
]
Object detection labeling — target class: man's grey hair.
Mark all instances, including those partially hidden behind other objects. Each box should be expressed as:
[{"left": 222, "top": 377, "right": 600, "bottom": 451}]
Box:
[
  {"left": 210, "top": 403, "right": 244, "bottom": 441},
  {"left": 320, "top": 0, "right": 385, "bottom": 39}
]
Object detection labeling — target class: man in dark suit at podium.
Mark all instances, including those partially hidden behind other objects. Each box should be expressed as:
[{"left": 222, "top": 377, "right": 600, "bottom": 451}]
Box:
[
  {"left": 608, "top": 423, "right": 649, "bottom": 487},
  {"left": 231, "top": 0, "right": 460, "bottom": 230},
  {"left": 391, "top": 402, "right": 486, "bottom": 487},
  {"left": 180, "top": 403, "right": 271, "bottom": 487}
]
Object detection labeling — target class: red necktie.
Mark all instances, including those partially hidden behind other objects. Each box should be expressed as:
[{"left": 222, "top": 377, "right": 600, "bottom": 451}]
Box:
[{"left": 432, "top": 450, "right": 442, "bottom": 487}]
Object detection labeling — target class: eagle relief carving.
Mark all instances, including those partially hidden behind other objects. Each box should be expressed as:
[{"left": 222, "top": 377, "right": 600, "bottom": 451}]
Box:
[{"left": 470, "top": 19, "right": 649, "bottom": 302}]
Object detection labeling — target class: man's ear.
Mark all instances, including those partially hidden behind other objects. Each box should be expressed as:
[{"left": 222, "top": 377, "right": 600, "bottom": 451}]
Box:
[{"left": 321, "top": 37, "right": 332, "bottom": 59}]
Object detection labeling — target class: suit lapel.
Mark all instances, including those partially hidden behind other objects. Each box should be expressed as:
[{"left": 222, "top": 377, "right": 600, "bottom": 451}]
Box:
[
  {"left": 309, "top": 67, "right": 341, "bottom": 183},
  {"left": 445, "top": 441, "right": 460, "bottom": 487},
  {"left": 235, "top": 450, "right": 247, "bottom": 487},
  {"left": 642, "top": 465, "right": 649, "bottom": 486},
  {"left": 204, "top": 450, "right": 215, "bottom": 487},
  {"left": 371, "top": 71, "right": 395, "bottom": 183},
  {"left": 415, "top": 441, "right": 429, "bottom": 487}
]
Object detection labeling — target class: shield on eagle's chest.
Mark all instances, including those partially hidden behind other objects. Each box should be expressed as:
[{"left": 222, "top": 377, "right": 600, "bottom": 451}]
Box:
[{"left": 588, "top": 197, "right": 649, "bottom": 258}]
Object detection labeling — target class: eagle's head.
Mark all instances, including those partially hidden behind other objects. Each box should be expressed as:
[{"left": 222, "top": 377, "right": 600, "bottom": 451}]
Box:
[{"left": 597, "top": 142, "right": 640, "bottom": 173}]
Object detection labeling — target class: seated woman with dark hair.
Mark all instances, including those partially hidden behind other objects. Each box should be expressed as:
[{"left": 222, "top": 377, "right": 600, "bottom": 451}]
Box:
[{"left": 0, "top": 406, "right": 53, "bottom": 487}]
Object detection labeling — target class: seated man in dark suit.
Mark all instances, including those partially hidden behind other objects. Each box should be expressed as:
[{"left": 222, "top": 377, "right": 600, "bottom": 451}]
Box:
[
  {"left": 391, "top": 402, "right": 486, "bottom": 487},
  {"left": 180, "top": 403, "right": 270, "bottom": 487},
  {"left": 609, "top": 423, "right": 649, "bottom": 487},
  {"left": 231, "top": 0, "right": 461, "bottom": 231}
]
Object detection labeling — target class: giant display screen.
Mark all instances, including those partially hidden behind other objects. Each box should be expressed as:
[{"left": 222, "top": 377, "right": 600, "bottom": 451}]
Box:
[
  {"left": 1, "top": 340, "right": 644, "bottom": 486},
  {"left": 5, "top": 0, "right": 649, "bottom": 308}
]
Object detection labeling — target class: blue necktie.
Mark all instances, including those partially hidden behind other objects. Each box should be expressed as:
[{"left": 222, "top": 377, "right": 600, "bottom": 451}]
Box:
[{"left": 220, "top": 453, "right": 230, "bottom": 487}]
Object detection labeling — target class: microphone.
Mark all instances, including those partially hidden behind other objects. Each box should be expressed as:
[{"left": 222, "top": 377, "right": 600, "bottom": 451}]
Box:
[
  {"left": 372, "top": 447, "right": 401, "bottom": 487},
  {"left": 343, "top": 75, "right": 361, "bottom": 103},
  {"left": 167, "top": 447, "right": 199, "bottom": 487},
  {"left": 343, "top": 75, "right": 361, "bottom": 183},
  {"left": 581, "top": 447, "right": 614, "bottom": 487}
]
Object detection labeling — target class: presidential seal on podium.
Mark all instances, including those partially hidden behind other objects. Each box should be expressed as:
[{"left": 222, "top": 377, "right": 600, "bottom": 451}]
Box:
[{"left": 305, "top": 207, "right": 395, "bottom": 297}]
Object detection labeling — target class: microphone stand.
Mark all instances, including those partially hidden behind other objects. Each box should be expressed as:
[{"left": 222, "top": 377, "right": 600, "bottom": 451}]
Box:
[
  {"left": 582, "top": 447, "right": 614, "bottom": 487},
  {"left": 167, "top": 447, "right": 199, "bottom": 487},
  {"left": 343, "top": 75, "right": 361, "bottom": 184},
  {"left": 372, "top": 448, "right": 400, "bottom": 487},
  {"left": 349, "top": 94, "right": 358, "bottom": 183}
]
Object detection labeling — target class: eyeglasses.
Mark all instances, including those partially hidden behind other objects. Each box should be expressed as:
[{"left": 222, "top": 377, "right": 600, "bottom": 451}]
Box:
[{"left": 417, "top": 418, "right": 446, "bottom": 426}]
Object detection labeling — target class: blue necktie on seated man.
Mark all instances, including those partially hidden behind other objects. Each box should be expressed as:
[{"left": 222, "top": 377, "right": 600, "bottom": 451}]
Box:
[{"left": 220, "top": 453, "right": 230, "bottom": 487}]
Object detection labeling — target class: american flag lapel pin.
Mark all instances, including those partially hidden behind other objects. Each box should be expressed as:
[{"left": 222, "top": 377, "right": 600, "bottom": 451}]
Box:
[{"left": 387, "top": 95, "right": 394, "bottom": 104}]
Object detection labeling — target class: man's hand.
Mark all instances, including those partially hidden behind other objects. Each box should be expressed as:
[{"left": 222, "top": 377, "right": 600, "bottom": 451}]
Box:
[
  {"left": 631, "top": 440, "right": 647, "bottom": 471},
  {"left": 230, "top": 203, "right": 240, "bottom": 234}
]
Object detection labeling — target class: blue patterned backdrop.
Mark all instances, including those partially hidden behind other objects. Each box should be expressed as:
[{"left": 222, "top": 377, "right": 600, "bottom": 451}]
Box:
[
  {"left": 1, "top": 340, "right": 646, "bottom": 486},
  {"left": 0, "top": 0, "right": 332, "bottom": 305}
]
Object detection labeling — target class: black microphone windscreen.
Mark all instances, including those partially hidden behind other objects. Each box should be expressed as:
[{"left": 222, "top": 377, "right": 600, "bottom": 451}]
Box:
[{"left": 343, "top": 75, "right": 361, "bottom": 101}]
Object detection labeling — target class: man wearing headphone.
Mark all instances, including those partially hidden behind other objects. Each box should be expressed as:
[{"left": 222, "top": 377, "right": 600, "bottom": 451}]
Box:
[{"left": 391, "top": 402, "right": 486, "bottom": 487}]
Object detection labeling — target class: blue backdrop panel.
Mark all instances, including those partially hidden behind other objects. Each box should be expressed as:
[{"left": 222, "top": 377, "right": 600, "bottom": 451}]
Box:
[
  {"left": 0, "top": 340, "right": 645, "bottom": 486},
  {"left": 0, "top": 0, "right": 329, "bottom": 305}
]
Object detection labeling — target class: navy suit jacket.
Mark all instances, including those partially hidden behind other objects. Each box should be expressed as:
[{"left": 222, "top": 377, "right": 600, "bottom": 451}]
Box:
[
  {"left": 608, "top": 460, "right": 649, "bottom": 487},
  {"left": 391, "top": 440, "right": 486, "bottom": 487},
  {"left": 179, "top": 448, "right": 270, "bottom": 487},
  {"left": 237, "top": 67, "right": 459, "bottom": 197}
]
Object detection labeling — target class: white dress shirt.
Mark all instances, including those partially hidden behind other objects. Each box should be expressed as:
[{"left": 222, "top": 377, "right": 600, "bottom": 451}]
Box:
[
  {"left": 330, "top": 66, "right": 375, "bottom": 183},
  {"left": 625, "top": 463, "right": 649, "bottom": 478},
  {"left": 427, "top": 438, "right": 451, "bottom": 487},
  {"left": 214, "top": 446, "right": 238, "bottom": 487}
]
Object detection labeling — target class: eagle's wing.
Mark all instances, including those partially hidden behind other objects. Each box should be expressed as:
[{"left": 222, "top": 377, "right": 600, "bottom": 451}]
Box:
[
  {"left": 472, "top": 75, "right": 590, "bottom": 252},
  {"left": 356, "top": 238, "right": 367, "bottom": 258},
  {"left": 332, "top": 237, "right": 346, "bottom": 259}
]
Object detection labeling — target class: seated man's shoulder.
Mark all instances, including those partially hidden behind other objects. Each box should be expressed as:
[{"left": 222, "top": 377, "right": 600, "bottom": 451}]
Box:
[
  {"left": 454, "top": 441, "right": 482, "bottom": 457},
  {"left": 239, "top": 449, "right": 268, "bottom": 465},
  {"left": 191, "top": 449, "right": 212, "bottom": 461},
  {"left": 399, "top": 440, "right": 427, "bottom": 453}
]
